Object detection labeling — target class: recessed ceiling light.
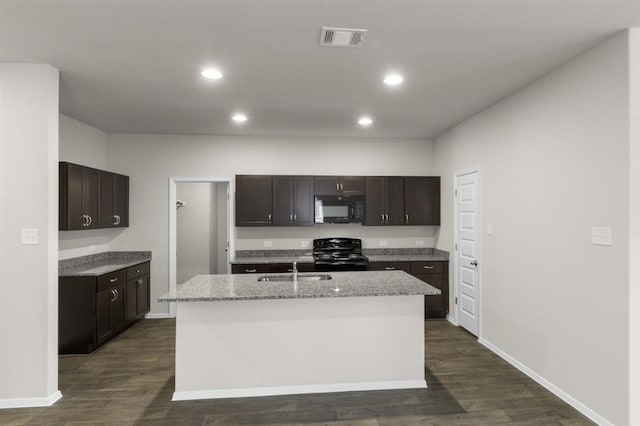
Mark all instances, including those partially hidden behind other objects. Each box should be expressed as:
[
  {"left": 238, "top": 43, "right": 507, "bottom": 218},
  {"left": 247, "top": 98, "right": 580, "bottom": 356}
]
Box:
[
  {"left": 232, "top": 113, "right": 248, "bottom": 123},
  {"left": 201, "top": 68, "right": 223, "bottom": 80},
  {"left": 358, "top": 116, "right": 373, "bottom": 126},
  {"left": 383, "top": 73, "right": 404, "bottom": 86}
]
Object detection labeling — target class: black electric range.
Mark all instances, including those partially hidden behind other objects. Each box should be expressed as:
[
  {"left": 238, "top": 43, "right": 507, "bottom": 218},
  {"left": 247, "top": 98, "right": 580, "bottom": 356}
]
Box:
[{"left": 312, "top": 238, "right": 369, "bottom": 272}]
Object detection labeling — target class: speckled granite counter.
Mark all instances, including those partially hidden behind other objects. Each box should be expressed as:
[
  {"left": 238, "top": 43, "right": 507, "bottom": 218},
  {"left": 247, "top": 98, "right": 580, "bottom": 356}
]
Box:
[
  {"left": 159, "top": 270, "right": 439, "bottom": 302},
  {"left": 59, "top": 251, "right": 152, "bottom": 277},
  {"left": 230, "top": 248, "right": 448, "bottom": 265}
]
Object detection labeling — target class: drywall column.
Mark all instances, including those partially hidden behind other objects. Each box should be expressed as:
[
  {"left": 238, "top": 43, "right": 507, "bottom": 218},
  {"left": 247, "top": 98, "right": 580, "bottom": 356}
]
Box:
[
  {"left": 629, "top": 28, "right": 640, "bottom": 426},
  {"left": 0, "top": 63, "right": 61, "bottom": 407}
]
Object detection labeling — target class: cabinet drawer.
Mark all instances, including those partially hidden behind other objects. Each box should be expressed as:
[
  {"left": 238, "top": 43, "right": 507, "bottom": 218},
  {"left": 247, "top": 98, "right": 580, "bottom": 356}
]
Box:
[
  {"left": 97, "top": 270, "right": 126, "bottom": 292},
  {"left": 231, "top": 264, "right": 271, "bottom": 274},
  {"left": 369, "top": 261, "right": 411, "bottom": 273},
  {"left": 410, "top": 261, "right": 446, "bottom": 275},
  {"left": 127, "top": 262, "right": 150, "bottom": 280},
  {"left": 270, "top": 263, "right": 315, "bottom": 273}
]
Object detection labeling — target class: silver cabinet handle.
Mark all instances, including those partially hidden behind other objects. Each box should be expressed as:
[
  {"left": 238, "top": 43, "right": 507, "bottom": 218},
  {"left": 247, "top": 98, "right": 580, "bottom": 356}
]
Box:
[
  {"left": 114, "top": 288, "right": 119, "bottom": 300},
  {"left": 110, "top": 289, "right": 117, "bottom": 302},
  {"left": 384, "top": 266, "right": 396, "bottom": 270},
  {"left": 405, "top": 214, "right": 409, "bottom": 224},
  {"left": 82, "top": 214, "right": 88, "bottom": 226},
  {"left": 340, "top": 183, "right": 343, "bottom": 191},
  {"left": 293, "top": 213, "right": 297, "bottom": 222},
  {"left": 116, "top": 214, "right": 120, "bottom": 225},
  {"left": 109, "top": 277, "right": 118, "bottom": 283},
  {"left": 112, "top": 215, "right": 118, "bottom": 225},
  {"left": 381, "top": 214, "right": 384, "bottom": 223},
  {"left": 87, "top": 215, "right": 92, "bottom": 226},
  {"left": 136, "top": 278, "right": 143, "bottom": 288},
  {"left": 289, "top": 213, "right": 293, "bottom": 222},
  {"left": 384, "top": 214, "right": 389, "bottom": 223},
  {"left": 423, "top": 265, "right": 434, "bottom": 270},
  {"left": 245, "top": 268, "right": 257, "bottom": 273},
  {"left": 268, "top": 214, "right": 272, "bottom": 224},
  {"left": 136, "top": 269, "right": 142, "bottom": 273},
  {"left": 336, "top": 182, "right": 339, "bottom": 192}
]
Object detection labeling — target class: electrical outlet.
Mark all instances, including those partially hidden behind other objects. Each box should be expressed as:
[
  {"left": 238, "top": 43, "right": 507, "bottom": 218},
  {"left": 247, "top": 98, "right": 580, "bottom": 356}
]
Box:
[
  {"left": 379, "top": 240, "right": 388, "bottom": 247},
  {"left": 487, "top": 223, "right": 493, "bottom": 235},
  {"left": 89, "top": 245, "right": 95, "bottom": 251},
  {"left": 592, "top": 227, "right": 613, "bottom": 246},
  {"left": 21, "top": 228, "right": 38, "bottom": 245},
  {"left": 300, "top": 241, "right": 309, "bottom": 248},
  {"left": 263, "top": 241, "right": 273, "bottom": 247},
  {"left": 415, "top": 240, "right": 424, "bottom": 246}
]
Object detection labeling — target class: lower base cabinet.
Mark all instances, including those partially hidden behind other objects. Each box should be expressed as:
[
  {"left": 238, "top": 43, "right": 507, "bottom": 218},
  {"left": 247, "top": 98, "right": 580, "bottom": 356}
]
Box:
[
  {"left": 59, "top": 261, "right": 150, "bottom": 354},
  {"left": 370, "top": 260, "right": 449, "bottom": 319}
]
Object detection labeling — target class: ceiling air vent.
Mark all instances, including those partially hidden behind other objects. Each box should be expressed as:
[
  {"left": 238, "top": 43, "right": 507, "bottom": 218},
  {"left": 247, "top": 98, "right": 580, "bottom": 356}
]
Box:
[{"left": 320, "top": 27, "right": 367, "bottom": 48}]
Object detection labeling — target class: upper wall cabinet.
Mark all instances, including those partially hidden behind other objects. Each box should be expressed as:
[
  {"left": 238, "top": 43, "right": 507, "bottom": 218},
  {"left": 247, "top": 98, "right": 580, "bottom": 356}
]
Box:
[
  {"left": 314, "top": 176, "right": 365, "bottom": 196},
  {"left": 100, "top": 172, "right": 129, "bottom": 228},
  {"left": 404, "top": 177, "right": 440, "bottom": 225},
  {"left": 364, "top": 177, "right": 405, "bottom": 226},
  {"left": 272, "top": 176, "right": 314, "bottom": 226},
  {"left": 236, "top": 175, "right": 273, "bottom": 226},
  {"left": 59, "top": 162, "right": 129, "bottom": 231}
]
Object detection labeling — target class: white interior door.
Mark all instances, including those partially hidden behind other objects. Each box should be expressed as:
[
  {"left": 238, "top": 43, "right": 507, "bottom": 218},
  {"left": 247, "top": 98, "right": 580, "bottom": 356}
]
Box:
[{"left": 456, "top": 170, "right": 480, "bottom": 336}]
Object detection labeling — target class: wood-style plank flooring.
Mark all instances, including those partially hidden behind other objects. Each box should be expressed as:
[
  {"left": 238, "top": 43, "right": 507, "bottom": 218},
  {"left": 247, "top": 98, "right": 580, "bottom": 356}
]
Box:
[{"left": 0, "top": 319, "right": 593, "bottom": 425}]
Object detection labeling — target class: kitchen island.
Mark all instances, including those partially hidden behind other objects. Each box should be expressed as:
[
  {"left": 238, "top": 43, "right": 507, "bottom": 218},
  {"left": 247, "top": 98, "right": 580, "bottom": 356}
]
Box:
[{"left": 159, "top": 270, "right": 440, "bottom": 401}]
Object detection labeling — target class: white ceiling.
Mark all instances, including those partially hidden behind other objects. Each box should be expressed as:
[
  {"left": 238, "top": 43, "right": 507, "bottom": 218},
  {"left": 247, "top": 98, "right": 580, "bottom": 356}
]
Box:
[{"left": 1, "top": 0, "right": 639, "bottom": 139}]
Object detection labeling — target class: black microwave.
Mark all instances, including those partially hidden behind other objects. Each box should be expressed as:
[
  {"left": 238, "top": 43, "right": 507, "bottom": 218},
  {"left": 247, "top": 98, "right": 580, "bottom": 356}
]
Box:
[{"left": 314, "top": 195, "right": 365, "bottom": 224}]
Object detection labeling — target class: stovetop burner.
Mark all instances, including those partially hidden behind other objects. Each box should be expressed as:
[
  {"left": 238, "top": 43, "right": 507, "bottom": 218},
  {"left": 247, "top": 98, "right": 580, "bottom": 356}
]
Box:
[{"left": 312, "top": 238, "right": 369, "bottom": 271}]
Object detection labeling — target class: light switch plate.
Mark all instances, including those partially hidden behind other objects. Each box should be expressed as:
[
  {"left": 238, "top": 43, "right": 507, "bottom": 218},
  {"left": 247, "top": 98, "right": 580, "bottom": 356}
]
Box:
[
  {"left": 263, "top": 241, "right": 273, "bottom": 247},
  {"left": 592, "top": 227, "right": 613, "bottom": 246},
  {"left": 415, "top": 240, "right": 424, "bottom": 246},
  {"left": 21, "top": 228, "right": 38, "bottom": 245},
  {"left": 379, "top": 240, "right": 388, "bottom": 247}
]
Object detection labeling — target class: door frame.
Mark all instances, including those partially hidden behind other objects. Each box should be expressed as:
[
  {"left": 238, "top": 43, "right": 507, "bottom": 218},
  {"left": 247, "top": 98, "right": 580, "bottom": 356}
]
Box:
[
  {"left": 452, "top": 167, "right": 481, "bottom": 337},
  {"left": 168, "top": 177, "right": 234, "bottom": 318}
]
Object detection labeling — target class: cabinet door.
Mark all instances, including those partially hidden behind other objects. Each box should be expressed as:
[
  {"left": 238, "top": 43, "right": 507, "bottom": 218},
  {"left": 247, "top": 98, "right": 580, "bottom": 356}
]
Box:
[
  {"left": 136, "top": 276, "right": 150, "bottom": 315},
  {"left": 340, "top": 176, "right": 365, "bottom": 195},
  {"left": 236, "top": 175, "right": 273, "bottom": 226},
  {"left": 126, "top": 279, "right": 138, "bottom": 321},
  {"left": 231, "top": 264, "right": 271, "bottom": 274},
  {"left": 404, "top": 177, "right": 440, "bottom": 225},
  {"left": 413, "top": 273, "right": 448, "bottom": 319},
  {"left": 84, "top": 167, "right": 100, "bottom": 229},
  {"left": 364, "top": 177, "right": 386, "bottom": 225},
  {"left": 385, "top": 177, "right": 405, "bottom": 225},
  {"left": 101, "top": 172, "right": 129, "bottom": 228},
  {"left": 314, "top": 176, "right": 341, "bottom": 196},
  {"left": 62, "top": 163, "right": 85, "bottom": 230},
  {"left": 96, "top": 288, "right": 114, "bottom": 342},
  {"left": 293, "top": 176, "right": 314, "bottom": 226},
  {"left": 272, "top": 176, "right": 294, "bottom": 225}
]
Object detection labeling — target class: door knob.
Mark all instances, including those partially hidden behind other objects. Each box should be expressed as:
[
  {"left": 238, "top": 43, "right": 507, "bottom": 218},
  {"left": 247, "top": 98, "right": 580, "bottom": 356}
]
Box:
[{"left": 471, "top": 260, "right": 478, "bottom": 266}]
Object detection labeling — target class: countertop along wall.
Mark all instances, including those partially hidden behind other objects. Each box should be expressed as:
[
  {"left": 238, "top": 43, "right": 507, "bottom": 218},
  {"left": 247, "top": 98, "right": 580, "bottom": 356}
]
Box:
[
  {"left": 105, "top": 135, "right": 435, "bottom": 315},
  {"left": 433, "top": 31, "right": 632, "bottom": 425}
]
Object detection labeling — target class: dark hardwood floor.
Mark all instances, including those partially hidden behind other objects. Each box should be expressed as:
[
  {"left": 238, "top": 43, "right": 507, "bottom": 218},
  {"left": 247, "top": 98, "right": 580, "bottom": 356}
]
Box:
[{"left": 0, "top": 319, "right": 593, "bottom": 425}]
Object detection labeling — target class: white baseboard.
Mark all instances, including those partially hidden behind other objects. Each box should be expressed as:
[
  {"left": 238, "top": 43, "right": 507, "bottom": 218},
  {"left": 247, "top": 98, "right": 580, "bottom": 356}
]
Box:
[
  {"left": 446, "top": 314, "right": 458, "bottom": 326},
  {"left": 478, "top": 337, "right": 613, "bottom": 426},
  {"left": 0, "top": 390, "right": 62, "bottom": 409},
  {"left": 144, "top": 312, "right": 174, "bottom": 319},
  {"left": 172, "top": 380, "right": 427, "bottom": 401}
]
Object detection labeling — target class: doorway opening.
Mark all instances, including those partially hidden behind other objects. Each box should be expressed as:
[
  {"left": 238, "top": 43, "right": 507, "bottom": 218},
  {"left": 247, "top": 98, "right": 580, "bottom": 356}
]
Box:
[{"left": 168, "top": 177, "right": 234, "bottom": 317}]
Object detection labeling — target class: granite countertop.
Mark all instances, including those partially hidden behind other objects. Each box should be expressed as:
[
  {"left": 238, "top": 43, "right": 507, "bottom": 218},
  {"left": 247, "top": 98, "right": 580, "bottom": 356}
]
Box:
[
  {"left": 231, "top": 248, "right": 448, "bottom": 264},
  {"left": 158, "top": 270, "right": 440, "bottom": 302},
  {"left": 59, "top": 251, "right": 152, "bottom": 277}
]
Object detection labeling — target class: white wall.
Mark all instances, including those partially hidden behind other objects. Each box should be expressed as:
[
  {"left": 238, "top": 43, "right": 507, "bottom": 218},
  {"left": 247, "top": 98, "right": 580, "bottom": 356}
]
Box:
[
  {"left": 176, "top": 182, "right": 214, "bottom": 284},
  {"left": 433, "top": 32, "right": 631, "bottom": 425},
  {"left": 106, "top": 136, "right": 435, "bottom": 315},
  {"left": 0, "top": 63, "right": 60, "bottom": 406},
  {"left": 58, "top": 115, "right": 125, "bottom": 259},
  {"left": 628, "top": 28, "right": 640, "bottom": 426}
]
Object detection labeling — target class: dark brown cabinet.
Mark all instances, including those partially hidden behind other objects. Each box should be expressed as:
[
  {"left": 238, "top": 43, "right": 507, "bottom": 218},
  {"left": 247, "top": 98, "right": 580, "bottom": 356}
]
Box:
[
  {"left": 404, "top": 177, "right": 440, "bottom": 225},
  {"left": 100, "top": 172, "right": 129, "bottom": 228},
  {"left": 232, "top": 263, "right": 315, "bottom": 274},
  {"left": 272, "top": 176, "right": 314, "bottom": 226},
  {"left": 364, "top": 177, "right": 405, "bottom": 225},
  {"left": 314, "top": 176, "right": 364, "bottom": 196},
  {"left": 125, "top": 262, "right": 151, "bottom": 321},
  {"left": 369, "top": 260, "right": 449, "bottom": 319},
  {"left": 60, "top": 162, "right": 129, "bottom": 231},
  {"left": 236, "top": 175, "right": 273, "bottom": 226},
  {"left": 59, "top": 261, "right": 151, "bottom": 354},
  {"left": 59, "top": 162, "right": 100, "bottom": 230}
]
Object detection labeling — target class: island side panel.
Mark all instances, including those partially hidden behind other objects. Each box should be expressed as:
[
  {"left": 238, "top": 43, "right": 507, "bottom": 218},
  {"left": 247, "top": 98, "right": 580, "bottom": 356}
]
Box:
[{"left": 174, "top": 295, "right": 425, "bottom": 400}]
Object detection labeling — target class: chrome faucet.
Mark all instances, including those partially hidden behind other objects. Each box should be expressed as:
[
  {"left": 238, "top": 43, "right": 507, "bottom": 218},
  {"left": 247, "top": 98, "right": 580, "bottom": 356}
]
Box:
[{"left": 292, "top": 259, "right": 298, "bottom": 282}]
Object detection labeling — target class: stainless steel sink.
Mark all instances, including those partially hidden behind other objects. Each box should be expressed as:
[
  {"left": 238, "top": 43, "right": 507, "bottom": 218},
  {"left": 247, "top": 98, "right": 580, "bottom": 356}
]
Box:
[{"left": 257, "top": 274, "right": 332, "bottom": 282}]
